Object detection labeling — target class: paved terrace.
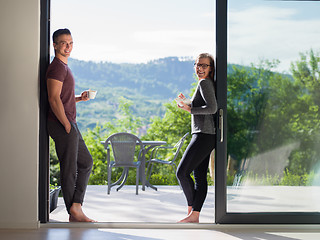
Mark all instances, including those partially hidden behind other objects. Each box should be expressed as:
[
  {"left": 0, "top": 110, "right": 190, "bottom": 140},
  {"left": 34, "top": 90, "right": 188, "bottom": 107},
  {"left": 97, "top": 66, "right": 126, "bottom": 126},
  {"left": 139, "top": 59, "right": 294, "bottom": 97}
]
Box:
[{"left": 50, "top": 185, "right": 320, "bottom": 223}]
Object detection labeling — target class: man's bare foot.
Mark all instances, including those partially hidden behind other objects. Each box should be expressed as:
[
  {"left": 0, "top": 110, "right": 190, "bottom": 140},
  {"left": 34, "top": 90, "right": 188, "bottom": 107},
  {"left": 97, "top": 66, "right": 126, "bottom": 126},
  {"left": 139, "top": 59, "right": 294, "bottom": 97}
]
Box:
[
  {"left": 69, "top": 203, "right": 96, "bottom": 222},
  {"left": 187, "top": 206, "right": 192, "bottom": 215},
  {"left": 177, "top": 211, "right": 200, "bottom": 223}
]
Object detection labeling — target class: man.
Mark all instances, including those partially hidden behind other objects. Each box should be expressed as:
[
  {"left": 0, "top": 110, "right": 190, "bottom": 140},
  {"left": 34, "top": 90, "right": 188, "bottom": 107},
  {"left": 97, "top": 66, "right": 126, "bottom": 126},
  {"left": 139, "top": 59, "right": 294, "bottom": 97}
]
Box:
[{"left": 46, "top": 28, "right": 95, "bottom": 222}]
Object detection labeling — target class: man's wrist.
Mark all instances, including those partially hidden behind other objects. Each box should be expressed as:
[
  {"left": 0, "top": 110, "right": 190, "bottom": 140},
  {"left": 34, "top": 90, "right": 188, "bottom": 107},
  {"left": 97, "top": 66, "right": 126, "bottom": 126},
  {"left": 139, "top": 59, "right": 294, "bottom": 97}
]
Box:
[{"left": 75, "top": 95, "right": 82, "bottom": 102}]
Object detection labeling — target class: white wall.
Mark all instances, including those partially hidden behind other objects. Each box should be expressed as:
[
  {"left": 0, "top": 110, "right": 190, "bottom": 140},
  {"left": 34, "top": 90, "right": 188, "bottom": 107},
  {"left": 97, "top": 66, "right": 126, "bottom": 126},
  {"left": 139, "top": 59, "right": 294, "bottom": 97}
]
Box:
[{"left": 0, "top": 0, "right": 40, "bottom": 229}]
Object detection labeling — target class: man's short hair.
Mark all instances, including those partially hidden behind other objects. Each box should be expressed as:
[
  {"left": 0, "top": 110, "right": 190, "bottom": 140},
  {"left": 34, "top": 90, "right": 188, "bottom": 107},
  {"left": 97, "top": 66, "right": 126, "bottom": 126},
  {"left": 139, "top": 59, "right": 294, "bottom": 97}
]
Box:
[{"left": 53, "top": 28, "right": 72, "bottom": 43}]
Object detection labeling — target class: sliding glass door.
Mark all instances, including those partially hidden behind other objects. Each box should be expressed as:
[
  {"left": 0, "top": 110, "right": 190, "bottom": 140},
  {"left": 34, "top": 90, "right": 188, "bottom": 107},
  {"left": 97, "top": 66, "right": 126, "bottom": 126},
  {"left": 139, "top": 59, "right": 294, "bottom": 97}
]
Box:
[
  {"left": 40, "top": 0, "right": 320, "bottom": 224},
  {"left": 215, "top": 0, "right": 320, "bottom": 223}
]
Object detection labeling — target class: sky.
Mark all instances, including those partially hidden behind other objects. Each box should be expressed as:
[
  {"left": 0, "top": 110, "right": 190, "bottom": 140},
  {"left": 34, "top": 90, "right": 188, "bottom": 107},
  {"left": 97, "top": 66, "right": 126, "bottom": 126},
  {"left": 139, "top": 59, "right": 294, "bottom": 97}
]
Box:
[
  {"left": 50, "top": 0, "right": 215, "bottom": 63},
  {"left": 228, "top": 0, "right": 320, "bottom": 72},
  {"left": 51, "top": 0, "right": 320, "bottom": 73}
]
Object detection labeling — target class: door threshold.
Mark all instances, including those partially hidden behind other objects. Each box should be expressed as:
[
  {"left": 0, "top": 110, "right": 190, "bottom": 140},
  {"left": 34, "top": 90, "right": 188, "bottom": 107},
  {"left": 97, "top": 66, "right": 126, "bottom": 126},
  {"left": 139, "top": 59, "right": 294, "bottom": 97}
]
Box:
[
  {"left": 40, "top": 222, "right": 320, "bottom": 230},
  {"left": 41, "top": 222, "right": 217, "bottom": 229}
]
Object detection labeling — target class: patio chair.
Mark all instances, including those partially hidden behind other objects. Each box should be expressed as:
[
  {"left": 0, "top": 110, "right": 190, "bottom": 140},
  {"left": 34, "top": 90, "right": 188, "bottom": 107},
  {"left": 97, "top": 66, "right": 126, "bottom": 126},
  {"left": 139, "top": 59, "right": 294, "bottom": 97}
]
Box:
[
  {"left": 103, "top": 132, "right": 146, "bottom": 195},
  {"left": 146, "top": 132, "right": 189, "bottom": 189}
]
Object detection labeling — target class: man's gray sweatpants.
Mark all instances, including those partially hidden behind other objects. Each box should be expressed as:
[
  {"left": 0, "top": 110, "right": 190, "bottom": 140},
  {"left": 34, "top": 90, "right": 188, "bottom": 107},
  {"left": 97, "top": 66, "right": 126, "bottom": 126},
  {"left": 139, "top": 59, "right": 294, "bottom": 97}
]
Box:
[{"left": 47, "top": 120, "right": 93, "bottom": 214}]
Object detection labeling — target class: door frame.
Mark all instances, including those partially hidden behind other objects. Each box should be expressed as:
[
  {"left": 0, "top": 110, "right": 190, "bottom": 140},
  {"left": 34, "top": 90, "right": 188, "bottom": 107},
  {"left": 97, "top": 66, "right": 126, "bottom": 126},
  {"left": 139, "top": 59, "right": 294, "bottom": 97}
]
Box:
[
  {"left": 214, "top": 0, "right": 228, "bottom": 224},
  {"left": 39, "top": 0, "right": 50, "bottom": 223}
]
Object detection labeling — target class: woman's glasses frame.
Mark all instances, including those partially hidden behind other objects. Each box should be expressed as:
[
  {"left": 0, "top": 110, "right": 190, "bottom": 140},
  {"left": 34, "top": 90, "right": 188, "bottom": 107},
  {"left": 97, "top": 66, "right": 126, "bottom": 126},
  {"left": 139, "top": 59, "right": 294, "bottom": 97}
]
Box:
[{"left": 194, "top": 63, "right": 211, "bottom": 69}]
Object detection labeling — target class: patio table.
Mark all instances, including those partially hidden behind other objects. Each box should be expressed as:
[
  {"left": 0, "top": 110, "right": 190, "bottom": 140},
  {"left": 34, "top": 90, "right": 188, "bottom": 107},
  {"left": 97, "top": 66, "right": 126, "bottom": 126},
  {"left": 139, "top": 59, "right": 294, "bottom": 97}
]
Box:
[
  {"left": 101, "top": 140, "right": 166, "bottom": 191},
  {"left": 140, "top": 141, "right": 167, "bottom": 190}
]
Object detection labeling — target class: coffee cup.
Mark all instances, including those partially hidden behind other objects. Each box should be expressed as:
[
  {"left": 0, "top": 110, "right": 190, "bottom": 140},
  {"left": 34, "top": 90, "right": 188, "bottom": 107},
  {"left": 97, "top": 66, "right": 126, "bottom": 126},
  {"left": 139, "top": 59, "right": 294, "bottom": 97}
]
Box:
[{"left": 87, "top": 90, "right": 97, "bottom": 99}]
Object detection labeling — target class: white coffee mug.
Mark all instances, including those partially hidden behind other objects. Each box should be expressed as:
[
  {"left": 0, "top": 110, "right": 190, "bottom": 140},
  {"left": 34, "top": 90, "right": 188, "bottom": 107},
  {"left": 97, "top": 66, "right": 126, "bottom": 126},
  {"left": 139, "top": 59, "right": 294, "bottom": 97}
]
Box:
[{"left": 87, "top": 90, "right": 97, "bottom": 99}]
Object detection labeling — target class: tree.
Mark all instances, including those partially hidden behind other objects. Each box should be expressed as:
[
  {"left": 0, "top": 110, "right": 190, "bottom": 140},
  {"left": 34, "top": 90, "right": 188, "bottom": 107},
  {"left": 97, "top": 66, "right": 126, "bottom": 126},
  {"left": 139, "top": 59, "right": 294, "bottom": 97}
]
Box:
[
  {"left": 227, "top": 60, "right": 282, "bottom": 164},
  {"left": 227, "top": 59, "right": 302, "bottom": 173},
  {"left": 49, "top": 138, "right": 60, "bottom": 186},
  {"left": 227, "top": 49, "right": 320, "bottom": 182},
  {"left": 287, "top": 49, "right": 320, "bottom": 174},
  {"left": 83, "top": 98, "right": 144, "bottom": 185},
  {"left": 139, "top": 82, "right": 197, "bottom": 184}
]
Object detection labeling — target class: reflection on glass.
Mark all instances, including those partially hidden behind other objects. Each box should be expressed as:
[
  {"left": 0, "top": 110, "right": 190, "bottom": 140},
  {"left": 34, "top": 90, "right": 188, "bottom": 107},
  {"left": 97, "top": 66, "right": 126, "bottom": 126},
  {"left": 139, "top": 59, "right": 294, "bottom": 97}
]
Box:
[{"left": 227, "top": 0, "right": 320, "bottom": 213}]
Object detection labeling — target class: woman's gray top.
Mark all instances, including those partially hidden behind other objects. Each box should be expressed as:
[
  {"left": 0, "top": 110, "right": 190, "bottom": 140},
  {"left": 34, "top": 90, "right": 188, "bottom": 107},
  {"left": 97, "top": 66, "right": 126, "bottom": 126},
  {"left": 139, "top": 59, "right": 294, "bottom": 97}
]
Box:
[{"left": 190, "top": 78, "right": 218, "bottom": 135}]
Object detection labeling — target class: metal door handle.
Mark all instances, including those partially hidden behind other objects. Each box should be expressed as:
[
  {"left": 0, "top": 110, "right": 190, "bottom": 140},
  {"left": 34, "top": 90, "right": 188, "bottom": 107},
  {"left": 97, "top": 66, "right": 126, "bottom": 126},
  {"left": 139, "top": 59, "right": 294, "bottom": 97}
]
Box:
[{"left": 219, "top": 109, "right": 223, "bottom": 142}]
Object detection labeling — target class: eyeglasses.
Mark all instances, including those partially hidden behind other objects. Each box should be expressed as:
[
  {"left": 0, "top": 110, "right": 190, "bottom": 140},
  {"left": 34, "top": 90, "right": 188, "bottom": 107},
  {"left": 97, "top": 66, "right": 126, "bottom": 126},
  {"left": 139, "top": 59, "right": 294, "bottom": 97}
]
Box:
[{"left": 194, "top": 63, "right": 211, "bottom": 69}]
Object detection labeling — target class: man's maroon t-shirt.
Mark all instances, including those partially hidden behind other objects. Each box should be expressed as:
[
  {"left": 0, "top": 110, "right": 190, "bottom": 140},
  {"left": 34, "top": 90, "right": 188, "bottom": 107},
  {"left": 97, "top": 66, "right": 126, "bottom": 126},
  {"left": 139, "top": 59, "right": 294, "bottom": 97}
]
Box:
[{"left": 46, "top": 57, "right": 77, "bottom": 123}]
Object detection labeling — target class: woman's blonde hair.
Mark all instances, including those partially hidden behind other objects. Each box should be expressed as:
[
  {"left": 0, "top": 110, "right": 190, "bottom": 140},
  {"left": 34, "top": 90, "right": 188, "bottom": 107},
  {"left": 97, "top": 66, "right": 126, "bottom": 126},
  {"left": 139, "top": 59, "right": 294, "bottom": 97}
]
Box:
[{"left": 196, "top": 53, "right": 215, "bottom": 81}]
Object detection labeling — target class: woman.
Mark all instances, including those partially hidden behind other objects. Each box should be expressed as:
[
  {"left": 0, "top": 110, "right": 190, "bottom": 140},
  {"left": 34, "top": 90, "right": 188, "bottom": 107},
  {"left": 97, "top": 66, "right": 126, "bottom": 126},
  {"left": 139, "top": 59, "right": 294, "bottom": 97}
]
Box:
[{"left": 176, "top": 53, "right": 217, "bottom": 223}]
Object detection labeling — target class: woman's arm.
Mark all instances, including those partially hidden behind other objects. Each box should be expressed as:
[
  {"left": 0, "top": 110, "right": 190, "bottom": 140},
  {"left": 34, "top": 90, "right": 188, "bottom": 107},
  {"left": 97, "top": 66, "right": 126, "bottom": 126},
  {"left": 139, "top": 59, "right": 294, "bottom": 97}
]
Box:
[{"left": 191, "top": 79, "right": 217, "bottom": 115}]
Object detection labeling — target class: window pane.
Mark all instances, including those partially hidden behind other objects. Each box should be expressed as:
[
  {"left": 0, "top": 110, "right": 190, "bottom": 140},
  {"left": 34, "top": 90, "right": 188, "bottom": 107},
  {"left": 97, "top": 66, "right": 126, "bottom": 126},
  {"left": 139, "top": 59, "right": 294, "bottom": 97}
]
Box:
[{"left": 227, "top": 0, "right": 320, "bottom": 213}]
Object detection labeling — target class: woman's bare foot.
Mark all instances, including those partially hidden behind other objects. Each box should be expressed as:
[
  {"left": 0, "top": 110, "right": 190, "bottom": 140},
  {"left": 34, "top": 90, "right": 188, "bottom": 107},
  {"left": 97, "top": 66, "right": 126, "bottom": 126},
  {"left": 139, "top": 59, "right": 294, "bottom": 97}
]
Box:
[
  {"left": 69, "top": 203, "right": 96, "bottom": 222},
  {"left": 178, "top": 211, "right": 200, "bottom": 223}
]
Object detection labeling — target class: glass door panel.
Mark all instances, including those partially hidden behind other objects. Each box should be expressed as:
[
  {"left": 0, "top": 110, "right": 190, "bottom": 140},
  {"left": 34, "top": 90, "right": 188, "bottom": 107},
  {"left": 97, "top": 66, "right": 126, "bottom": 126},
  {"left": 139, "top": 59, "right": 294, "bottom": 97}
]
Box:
[{"left": 227, "top": 0, "right": 320, "bottom": 213}]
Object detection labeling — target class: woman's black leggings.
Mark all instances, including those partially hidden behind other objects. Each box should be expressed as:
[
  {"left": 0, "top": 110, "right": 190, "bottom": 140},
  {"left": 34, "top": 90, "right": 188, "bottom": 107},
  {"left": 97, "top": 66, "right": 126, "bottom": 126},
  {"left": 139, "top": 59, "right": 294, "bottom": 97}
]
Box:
[{"left": 176, "top": 133, "right": 215, "bottom": 212}]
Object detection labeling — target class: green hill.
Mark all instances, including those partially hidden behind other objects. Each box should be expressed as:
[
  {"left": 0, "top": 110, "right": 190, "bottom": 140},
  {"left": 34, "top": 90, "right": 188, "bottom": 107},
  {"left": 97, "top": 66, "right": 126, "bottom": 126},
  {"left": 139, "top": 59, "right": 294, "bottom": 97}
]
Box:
[{"left": 67, "top": 57, "right": 196, "bottom": 131}]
